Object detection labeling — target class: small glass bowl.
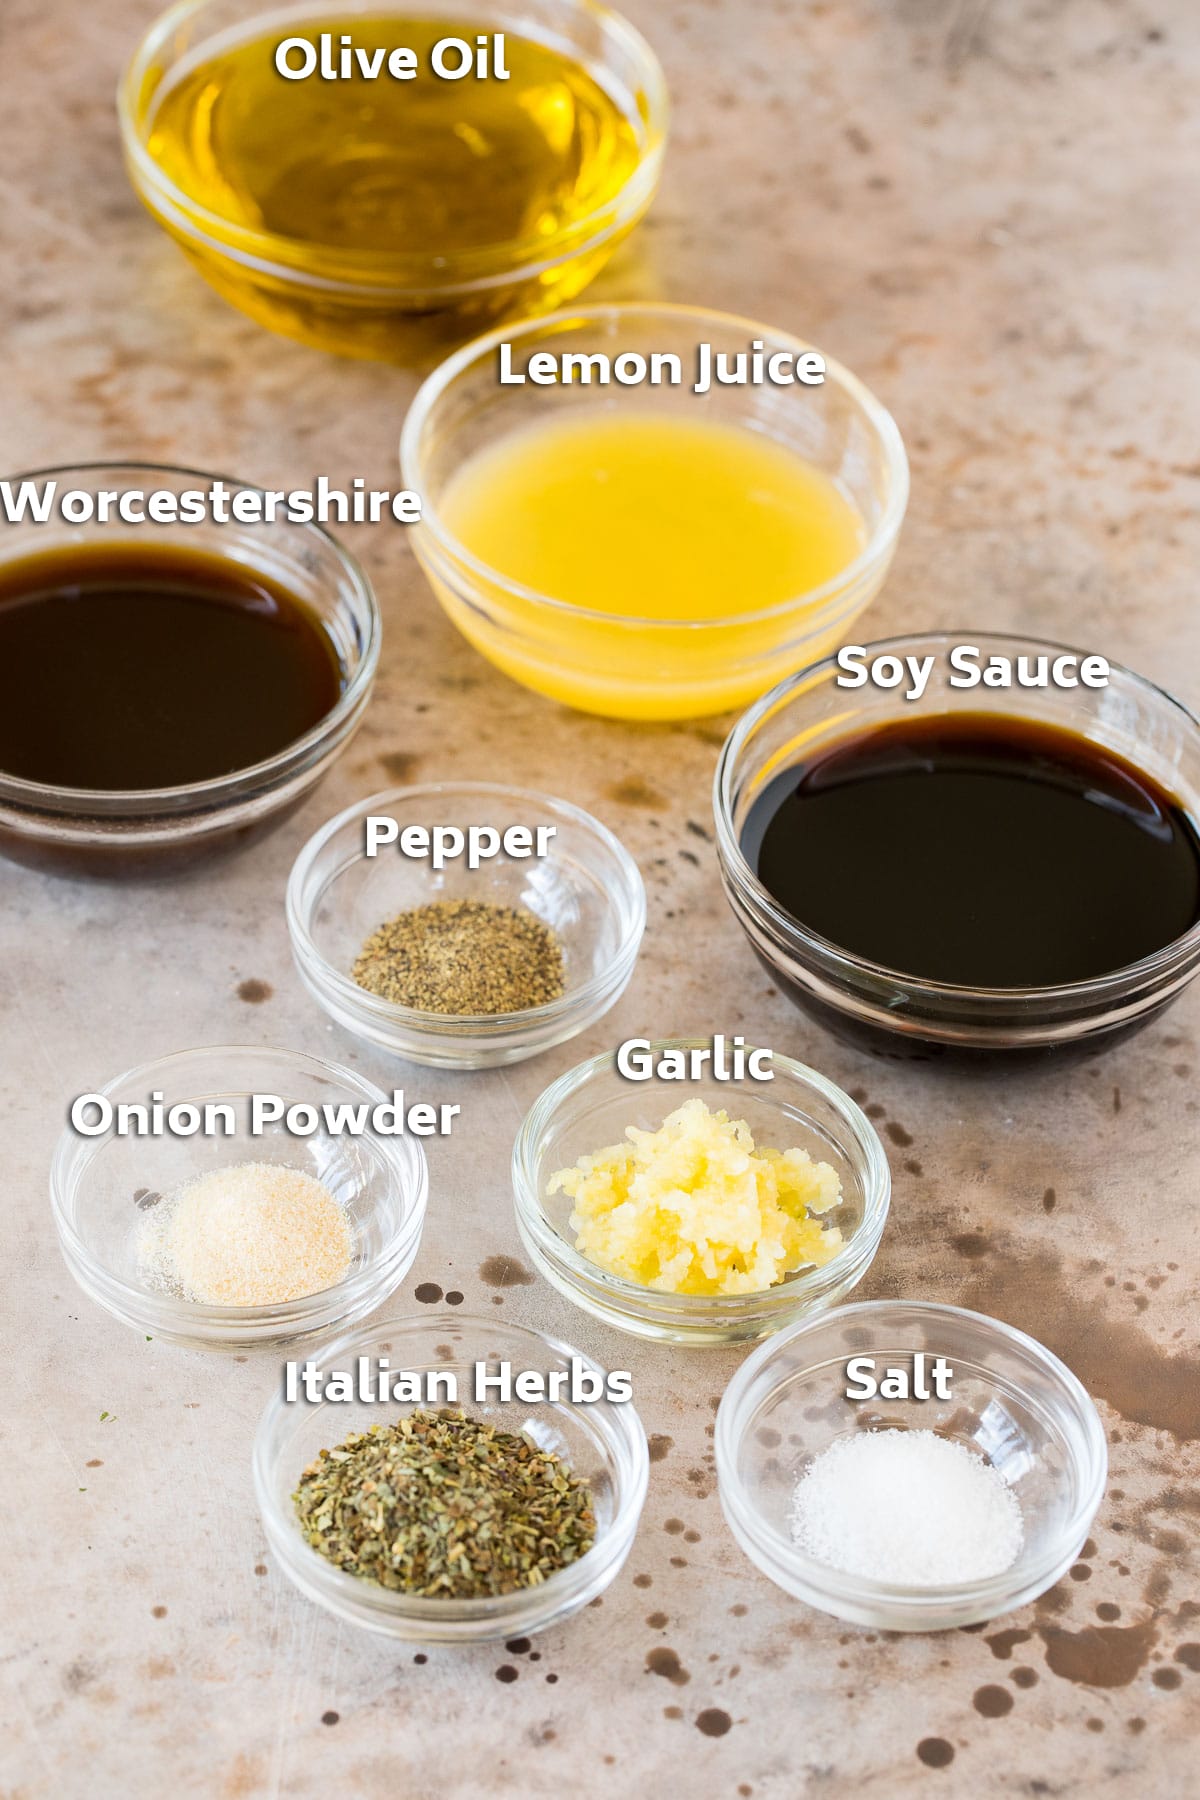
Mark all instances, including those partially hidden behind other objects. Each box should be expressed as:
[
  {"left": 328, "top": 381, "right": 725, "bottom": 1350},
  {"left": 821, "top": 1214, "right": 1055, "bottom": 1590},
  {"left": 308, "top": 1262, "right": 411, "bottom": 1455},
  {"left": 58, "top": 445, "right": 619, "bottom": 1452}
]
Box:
[
  {"left": 119, "top": 0, "right": 666, "bottom": 362},
  {"left": 253, "top": 1312, "right": 649, "bottom": 1640},
  {"left": 401, "top": 302, "right": 908, "bottom": 720},
  {"left": 286, "top": 782, "right": 646, "bottom": 1069},
  {"left": 715, "top": 1301, "right": 1107, "bottom": 1630},
  {"left": 0, "top": 462, "right": 378, "bottom": 878},
  {"left": 715, "top": 632, "right": 1200, "bottom": 1060},
  {"left": 49, "top": 1046, "right": 427, "bottom": 1351},
  {"left": 512, "top": 1041, "right": 891, "bottom": 1344}
]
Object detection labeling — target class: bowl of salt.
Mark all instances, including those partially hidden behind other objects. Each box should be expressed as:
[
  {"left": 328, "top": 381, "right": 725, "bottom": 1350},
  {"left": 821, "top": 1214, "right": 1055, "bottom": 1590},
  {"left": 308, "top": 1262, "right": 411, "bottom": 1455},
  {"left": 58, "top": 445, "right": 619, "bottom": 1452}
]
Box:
[{"left": 715, "top": 1299, "right": 1106, "bottom": 1630}]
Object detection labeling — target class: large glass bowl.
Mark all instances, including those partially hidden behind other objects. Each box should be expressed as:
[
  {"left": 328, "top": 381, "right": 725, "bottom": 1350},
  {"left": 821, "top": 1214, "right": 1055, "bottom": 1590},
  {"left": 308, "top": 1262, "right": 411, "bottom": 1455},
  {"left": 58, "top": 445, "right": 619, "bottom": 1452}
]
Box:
[
  {"left": 254, "top": 1312, "right": 649, "bottom": 1640},
  {"left": 714, "top": 632, "right": 1200, "bottom": 1060},
  {"left": 715, "top": 1301, "right": 1107, "bottom": 1630},
  {"left": 401, "top": 303, "right": 908, "bottom": 718},
  {"left": 119, "top": 0, "right": 667, "bottom": 361}
]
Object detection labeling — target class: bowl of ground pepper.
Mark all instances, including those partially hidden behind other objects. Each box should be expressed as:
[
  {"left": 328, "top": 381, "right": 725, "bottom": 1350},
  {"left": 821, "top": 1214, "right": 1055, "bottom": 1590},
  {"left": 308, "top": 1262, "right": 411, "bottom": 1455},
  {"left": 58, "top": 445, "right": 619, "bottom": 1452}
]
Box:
[
  {"left": 287, "top": 783, "right": 646, "bottom": 1068},
  {"left": 254, "top": 1313, "right": 648, "bottom": 1640}
]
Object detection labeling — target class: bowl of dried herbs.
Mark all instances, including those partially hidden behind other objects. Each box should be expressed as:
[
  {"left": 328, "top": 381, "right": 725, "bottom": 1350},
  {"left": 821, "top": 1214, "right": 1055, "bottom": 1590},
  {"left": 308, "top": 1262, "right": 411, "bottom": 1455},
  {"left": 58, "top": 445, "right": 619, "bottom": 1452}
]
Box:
[{"left": 253, "top": 1313, "right": 649, "bottom": 1640}]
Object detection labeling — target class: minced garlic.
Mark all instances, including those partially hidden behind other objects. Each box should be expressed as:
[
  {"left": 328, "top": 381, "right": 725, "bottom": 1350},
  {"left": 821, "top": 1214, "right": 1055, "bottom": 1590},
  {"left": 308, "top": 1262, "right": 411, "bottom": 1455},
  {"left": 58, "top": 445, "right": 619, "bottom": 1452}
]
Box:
[{"left": 548, "top": 1097, "right": 843, "bottom": 1297}]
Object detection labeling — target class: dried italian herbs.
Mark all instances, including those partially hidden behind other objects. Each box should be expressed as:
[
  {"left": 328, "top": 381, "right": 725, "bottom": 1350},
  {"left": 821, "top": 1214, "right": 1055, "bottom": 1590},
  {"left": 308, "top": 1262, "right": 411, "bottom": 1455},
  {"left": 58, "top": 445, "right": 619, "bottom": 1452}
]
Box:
[
  {"left": 351, "top": 899, "right": 566, "bottom": 1015},
  {"left": 292, "top": 1410, "right": 595, "bottom": 1597}
]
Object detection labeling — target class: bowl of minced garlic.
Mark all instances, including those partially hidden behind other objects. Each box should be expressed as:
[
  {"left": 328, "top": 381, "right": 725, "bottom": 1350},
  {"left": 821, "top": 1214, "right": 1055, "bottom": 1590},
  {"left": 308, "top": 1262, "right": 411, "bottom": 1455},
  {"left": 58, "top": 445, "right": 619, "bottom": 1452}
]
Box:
[{"left": 513, "top": 1043, "right": 892, "bottom": 1345}]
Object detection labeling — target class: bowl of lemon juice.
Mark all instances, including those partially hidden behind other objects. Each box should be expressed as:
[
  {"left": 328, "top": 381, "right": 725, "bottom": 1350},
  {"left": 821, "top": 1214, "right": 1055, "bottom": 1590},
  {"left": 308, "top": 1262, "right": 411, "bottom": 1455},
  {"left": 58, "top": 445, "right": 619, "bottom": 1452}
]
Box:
[
  {"left": 120, "top": 0, "right": 666, "bottom": 360},
  {"left": 401, "top": 304, "right": 909, "bottom": 720}
]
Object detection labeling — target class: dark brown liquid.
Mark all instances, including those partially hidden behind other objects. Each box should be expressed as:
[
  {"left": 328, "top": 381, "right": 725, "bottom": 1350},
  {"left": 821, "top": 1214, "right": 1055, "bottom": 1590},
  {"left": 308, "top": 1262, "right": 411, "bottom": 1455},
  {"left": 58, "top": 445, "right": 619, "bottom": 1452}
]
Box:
[
  {"left": 0, "top": 544, "right": 343, "bottom": 789},
  {"left": 744, "top": 714, "right": 1200, "bottom": 987}
]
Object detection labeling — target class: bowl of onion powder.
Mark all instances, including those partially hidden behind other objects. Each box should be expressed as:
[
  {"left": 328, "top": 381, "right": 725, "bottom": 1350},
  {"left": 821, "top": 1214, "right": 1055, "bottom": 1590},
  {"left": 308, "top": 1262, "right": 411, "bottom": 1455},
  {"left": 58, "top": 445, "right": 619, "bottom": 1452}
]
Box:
[{"left": 50, "top": 1045, "right": 428, "bottom": 1350}]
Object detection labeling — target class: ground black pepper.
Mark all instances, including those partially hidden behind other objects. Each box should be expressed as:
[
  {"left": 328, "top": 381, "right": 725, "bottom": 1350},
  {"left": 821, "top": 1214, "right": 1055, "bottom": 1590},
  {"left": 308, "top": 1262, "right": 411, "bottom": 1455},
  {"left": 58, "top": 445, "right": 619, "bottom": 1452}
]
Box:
[{"left": 351, "top": 899, "right": 566, "bottom": 1015}]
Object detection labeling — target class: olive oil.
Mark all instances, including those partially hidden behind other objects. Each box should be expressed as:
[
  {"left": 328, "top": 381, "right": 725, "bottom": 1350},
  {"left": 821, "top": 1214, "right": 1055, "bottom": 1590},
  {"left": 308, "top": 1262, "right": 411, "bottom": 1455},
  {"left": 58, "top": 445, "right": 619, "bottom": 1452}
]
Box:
[
  {"left": 137, "top": 12, "right": 647, "bottom": 356},
  {"left": 0, "top": 543, "right": 343, "bottom": 790}
]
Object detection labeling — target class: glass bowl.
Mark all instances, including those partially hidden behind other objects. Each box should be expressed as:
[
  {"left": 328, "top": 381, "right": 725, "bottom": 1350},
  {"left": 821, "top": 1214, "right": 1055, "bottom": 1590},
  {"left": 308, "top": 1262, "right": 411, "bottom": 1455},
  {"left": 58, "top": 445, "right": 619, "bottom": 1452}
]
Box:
[
  {"left": 49, "top": 1046, "right": 427, "bottom": 1351},
  {"left": 286, "top": 782, "right": 646, "bottom": 1069},
  {"left": 401, "top": 302, "right": 908, "bottom": 720},
  {"left": 715, "top": 1300, "right": 1107, "bottom": 1631},
  {"left": 0, "top": 462, "right": 378, "bottom": 878},
  {"left": 715, "top": 632, "right": 1200, "bottom": 1061},
  {"left": 119, "top": 0, "right": 667, "bottom": 362},
  {"left": 512, "top": 1041, "right": 891, "bottom": 1344},
  {"left": 253, "top": 1312, "right": 649, "bottom": 1640}
]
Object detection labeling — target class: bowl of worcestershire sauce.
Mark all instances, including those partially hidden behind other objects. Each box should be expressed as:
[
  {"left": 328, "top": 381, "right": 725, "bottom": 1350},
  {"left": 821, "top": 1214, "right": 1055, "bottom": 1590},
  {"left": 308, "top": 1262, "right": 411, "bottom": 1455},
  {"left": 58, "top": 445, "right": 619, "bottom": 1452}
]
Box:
[
  {"left": 714, "top": 634, "right": 1200, "bottom": 1061},
  {"left": 0, "top": 464, "right": 378, "bottom": 876}
]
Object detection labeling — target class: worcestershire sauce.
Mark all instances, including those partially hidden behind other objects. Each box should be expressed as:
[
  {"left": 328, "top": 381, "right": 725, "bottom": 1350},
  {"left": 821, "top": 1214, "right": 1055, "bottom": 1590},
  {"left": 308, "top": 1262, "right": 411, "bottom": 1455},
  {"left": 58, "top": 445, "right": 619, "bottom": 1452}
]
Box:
[
  {"left": 744, "top": 714, "right": 1200, "bottom": 988},
  {"left": 0, "top": 543, "right": 343, "bottom": 790}
]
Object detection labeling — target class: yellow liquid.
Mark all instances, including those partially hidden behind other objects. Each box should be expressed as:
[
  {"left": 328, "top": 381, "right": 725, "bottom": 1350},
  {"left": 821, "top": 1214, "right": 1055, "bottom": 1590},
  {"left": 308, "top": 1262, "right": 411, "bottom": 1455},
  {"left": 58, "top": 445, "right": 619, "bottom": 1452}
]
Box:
[
  {"left": 141, "top": 15, "right": 644, "bottom": 357},
  {"left": 435, "top": 412, "right": 868, "bottom": 718}
]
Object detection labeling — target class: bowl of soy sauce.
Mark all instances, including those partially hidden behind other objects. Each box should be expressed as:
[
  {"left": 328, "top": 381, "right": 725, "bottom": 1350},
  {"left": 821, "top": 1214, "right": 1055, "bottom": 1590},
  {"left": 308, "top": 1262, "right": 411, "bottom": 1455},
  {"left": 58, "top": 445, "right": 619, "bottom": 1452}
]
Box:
[
  {"left": 714, "top": 633, "right": 1200, "bottom": 1061},
  {"left": 0, "top": 463, "right": 379, "bottom": 876}
]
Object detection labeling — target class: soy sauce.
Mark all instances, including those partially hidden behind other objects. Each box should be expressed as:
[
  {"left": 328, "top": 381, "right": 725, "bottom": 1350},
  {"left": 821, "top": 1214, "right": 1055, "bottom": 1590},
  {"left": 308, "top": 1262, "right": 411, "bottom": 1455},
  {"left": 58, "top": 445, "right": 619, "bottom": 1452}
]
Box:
[
  {"left": 0, "top": 543, "right": 343, "bottom": 790},
  {"left": 743, "top": 714, "right": 1200, "bottom": 987}
]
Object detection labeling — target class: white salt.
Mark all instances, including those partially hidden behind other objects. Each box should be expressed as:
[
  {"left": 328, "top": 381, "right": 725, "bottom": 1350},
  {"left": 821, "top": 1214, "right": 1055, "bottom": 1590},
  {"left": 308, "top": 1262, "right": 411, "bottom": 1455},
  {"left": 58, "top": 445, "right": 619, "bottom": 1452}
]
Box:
[{"left": 789, "top": 1429, "right": 1024, "bottom": 1586}]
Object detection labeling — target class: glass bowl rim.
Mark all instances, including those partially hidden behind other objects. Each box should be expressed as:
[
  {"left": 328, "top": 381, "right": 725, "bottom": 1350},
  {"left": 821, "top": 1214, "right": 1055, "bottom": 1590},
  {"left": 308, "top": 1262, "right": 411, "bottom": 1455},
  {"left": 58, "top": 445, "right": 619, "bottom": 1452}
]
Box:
[
  {"left": 713, "top": 628, "right": 1200, "bottom": 1004},
  {"left": 400, "top": 301, "right": 910, "bottom": 629},
  {"left": 512, "top": 1038, "right": 892, "bottom": 1317},
  {"left": 715, "top": 1297, "right": 1109, "bottom": 1609},
  {"left": 49, "top": 1042, "right": 429, "bottom": 1326},
  {"left": 252, "top": 1307, "right": 650, "bottom": 1623},
  {"left": 0, "top": 460, "right": 380, "bottom": 809},
  {"left": 118, "top": 0, "right": 669, "bottom": 287},
  {"left": 286, "top": 779, "right": 647, "bottom": 1033}
]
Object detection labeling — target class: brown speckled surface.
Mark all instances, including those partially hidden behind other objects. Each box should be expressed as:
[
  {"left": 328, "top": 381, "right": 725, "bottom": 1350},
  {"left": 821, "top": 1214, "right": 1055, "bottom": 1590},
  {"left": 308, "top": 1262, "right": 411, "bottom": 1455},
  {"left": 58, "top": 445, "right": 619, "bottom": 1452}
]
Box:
[{"left": 3, "top": 0, "right": 1199, "bottom": 1793}]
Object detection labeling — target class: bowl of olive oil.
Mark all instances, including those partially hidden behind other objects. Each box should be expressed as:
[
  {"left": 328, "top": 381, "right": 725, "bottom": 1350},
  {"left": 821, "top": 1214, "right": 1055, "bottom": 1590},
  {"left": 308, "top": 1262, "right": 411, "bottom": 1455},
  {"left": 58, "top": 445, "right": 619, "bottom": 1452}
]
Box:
[{"left": 119, "top": 0, "right": 667, "bottom": 361}]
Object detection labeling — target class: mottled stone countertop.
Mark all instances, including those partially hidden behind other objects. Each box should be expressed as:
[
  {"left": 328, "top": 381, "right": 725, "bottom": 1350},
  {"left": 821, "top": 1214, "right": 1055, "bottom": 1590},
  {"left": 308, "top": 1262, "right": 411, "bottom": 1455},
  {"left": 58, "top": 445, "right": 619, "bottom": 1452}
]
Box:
[{"left": 2, "top": 0, "right": 1198, "bottom": 1794}]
